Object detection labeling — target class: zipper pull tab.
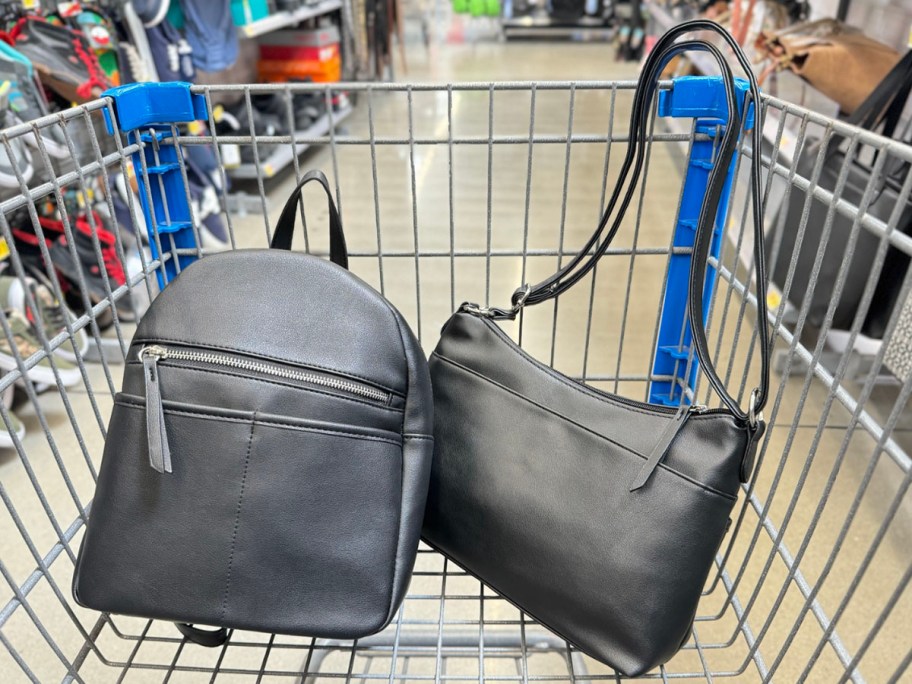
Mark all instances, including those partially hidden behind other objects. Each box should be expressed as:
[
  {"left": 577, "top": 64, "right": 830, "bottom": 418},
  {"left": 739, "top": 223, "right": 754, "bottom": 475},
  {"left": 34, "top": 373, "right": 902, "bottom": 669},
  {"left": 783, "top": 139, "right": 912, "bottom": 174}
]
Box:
[
  {"left": 141, "top": 346, "right": 172, "bottom": 474},
  {"left": 629, "top": 404, "right": 693, "bottom": 492}
]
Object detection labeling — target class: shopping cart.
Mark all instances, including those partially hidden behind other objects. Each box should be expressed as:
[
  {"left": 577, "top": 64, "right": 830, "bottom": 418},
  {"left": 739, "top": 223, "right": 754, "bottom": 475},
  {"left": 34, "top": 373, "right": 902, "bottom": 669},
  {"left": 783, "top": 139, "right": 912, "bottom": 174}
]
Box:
[{"left": 0, "top": 76, "right": 910, "bottom": 684}]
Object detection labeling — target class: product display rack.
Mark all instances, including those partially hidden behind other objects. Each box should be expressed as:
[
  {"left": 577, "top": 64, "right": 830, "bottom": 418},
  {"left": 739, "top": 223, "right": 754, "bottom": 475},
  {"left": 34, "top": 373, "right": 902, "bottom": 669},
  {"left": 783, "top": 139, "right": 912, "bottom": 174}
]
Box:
[
  {"left": 226, "top": 104, "right": 353, "bottom": 179},
  {"left": 501, "top": 15, "right": 615, "bottom": 40},
  {"left": 237, "top": 0, "right": 344, "bottom": 38},
  {"left": 225, "top": 0, "right": 355, "bottom": 193}
]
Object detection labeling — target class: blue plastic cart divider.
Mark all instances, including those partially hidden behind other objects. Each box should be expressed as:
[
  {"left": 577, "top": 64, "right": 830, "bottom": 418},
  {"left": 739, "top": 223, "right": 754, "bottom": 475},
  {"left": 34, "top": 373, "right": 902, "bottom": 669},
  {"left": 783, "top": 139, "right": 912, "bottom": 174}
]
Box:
[
  {"left": 102, "top": 77, "right": 750, "bottom": 398},
  {"left": 649, "top": 76, "right": 754, "bottom": 406},
  {"left": 102, "top": 82, "right": 208, "bottom": 288}
]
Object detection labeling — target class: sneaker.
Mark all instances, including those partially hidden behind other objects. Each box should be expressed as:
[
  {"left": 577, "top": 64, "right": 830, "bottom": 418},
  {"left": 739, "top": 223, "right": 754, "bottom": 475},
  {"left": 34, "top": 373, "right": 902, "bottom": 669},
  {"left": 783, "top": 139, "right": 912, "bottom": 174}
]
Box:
[
  {"left": 46, "top": 213, "right": 134, "bottom": 323},
  {"left": 0, "top": 403, "right": 25, "bottom": 449},
  {"left": 50, "top": 5, "right": 123, "bottom": 86},
  {"left": 92, "top": 207, "right": 138, "bottom": 322},
  {"left": 251, "top": 92, "right": 318, "bottom": 132},
  {"left": 0, "top": 308, "right": 81, "bottom": 386},
  {"left": 112, "top": 172, "right": 148, "bottom": 244},
  {"left": 9, "top": 16, "right": 112, "bottom": 104},
  {"left": 214, "top": 99, "right": 284, "bottom": 164},
  {"left": 0, "top": 42, "right": 69, "bottom": 158},
  {"left": 0, "top": 110, "right": 33, "bottom": 187},
  {"left": 184, "top": 157, "right": 229, "bottom": 249},
  {"left": 9, "top": 220, "right": 58, "bottom": 288},
  {"left": 0, "top": 274, "right": 89, "bottom": 364}
]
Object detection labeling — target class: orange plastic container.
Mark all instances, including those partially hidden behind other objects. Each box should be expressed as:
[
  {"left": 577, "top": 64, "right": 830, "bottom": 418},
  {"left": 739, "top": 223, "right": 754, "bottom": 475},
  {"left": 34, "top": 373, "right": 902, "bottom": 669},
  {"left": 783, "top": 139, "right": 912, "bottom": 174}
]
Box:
[{"left": 258, "top": 26, "right": 341, "bottom": 83}]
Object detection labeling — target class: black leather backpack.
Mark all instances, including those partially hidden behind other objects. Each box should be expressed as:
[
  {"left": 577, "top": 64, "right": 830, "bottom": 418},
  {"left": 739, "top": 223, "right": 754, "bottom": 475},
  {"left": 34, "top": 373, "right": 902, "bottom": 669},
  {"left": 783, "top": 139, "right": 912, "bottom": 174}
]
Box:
[{"left": 73, "top": 171, "right": 433, "bottom": 645}]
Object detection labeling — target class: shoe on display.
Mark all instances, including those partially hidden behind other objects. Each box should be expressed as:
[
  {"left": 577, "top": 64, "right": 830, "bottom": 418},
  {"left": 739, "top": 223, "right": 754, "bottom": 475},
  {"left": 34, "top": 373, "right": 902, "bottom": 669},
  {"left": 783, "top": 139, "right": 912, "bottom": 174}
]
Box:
[
  {"left": 288, "top": 78, "right": 330, "bottom": 117},
  {"left": 50, "top": 5, "right": 123, "bottom": 85},
  {"left": 0, "top": 111, "right": 33, "bottom": 187},
  {"left": 0, "top": 308, "right": 81, "bottom": 387},
  {"left": 0, "top": 42, "right": 69, "bottom": 158},
  {"left": 0, "top": 393, "right": 25, "bottom": 449},
  {"left": 91, "top": 205, "right": 139, "bottom": 322},
  {"left": 0, "top": 273, "right": 89, "bottom": 364},
  {"left": 183, "top": 156, "right": 229, "bottom": 249},
  {"left": 112, "top": 171, "right": 148, "bottom": 243},
  {"left": 9, "top": 16, "right": 112, "bottom": 104},
  {"left": 251, "top": 92, "right": 318, "bottom": 132},
  {"left": 214, "top": 99, "right": 284, "bottom": 164},
  {"left": 44, "top": 213, "right": 135, "bottom": 324}
]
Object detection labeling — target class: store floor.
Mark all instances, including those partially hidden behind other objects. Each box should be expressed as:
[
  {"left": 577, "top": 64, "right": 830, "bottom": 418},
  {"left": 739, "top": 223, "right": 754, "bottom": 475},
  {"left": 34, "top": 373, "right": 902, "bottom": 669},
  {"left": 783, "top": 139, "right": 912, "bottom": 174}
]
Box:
[{"left": 2, "top": 36, "right": 910, "bottom": 683}]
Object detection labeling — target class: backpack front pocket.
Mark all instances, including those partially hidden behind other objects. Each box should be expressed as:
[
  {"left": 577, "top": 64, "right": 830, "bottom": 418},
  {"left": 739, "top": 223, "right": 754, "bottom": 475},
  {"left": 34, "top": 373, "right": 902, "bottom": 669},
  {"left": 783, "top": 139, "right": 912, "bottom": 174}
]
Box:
[{"left": 74, "top": 395, "right": 404, "bottom": 637}]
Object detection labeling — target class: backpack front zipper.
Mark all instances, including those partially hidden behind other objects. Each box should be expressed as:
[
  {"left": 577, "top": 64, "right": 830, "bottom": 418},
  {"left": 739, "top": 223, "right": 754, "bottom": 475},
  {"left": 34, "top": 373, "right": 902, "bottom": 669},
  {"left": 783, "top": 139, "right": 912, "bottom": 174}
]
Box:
[{"left": 138, "top": 344, "right": 391, "bottom": 474}]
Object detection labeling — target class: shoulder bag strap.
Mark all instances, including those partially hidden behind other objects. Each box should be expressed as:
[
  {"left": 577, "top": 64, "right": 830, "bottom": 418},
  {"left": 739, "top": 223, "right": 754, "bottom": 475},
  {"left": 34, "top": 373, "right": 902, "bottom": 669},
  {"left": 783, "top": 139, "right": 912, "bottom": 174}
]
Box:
[
  {"left": 175, "top": 623, "right": 229, "bottom": 647},
  {"left": 270, "top": 169, "right": 349, "bottom": 270},
  {"left": 507, "top": 20, "right": 769, "bottom": 425}
]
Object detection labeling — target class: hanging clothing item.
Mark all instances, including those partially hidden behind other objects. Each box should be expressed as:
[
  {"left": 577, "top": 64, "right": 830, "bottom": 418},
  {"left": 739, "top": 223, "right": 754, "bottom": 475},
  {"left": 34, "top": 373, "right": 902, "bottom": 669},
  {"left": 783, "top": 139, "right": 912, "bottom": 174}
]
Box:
[
  {"left": 178, "top": 0, "right": 238, "bottom": 72},
  {"left": 146, "top": 19, "right": 195, "bottom": 82}
]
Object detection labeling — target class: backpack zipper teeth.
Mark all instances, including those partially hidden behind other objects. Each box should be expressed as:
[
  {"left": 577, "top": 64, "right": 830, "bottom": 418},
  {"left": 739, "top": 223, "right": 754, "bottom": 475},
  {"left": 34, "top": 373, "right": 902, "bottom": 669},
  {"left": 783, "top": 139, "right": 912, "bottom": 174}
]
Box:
[{"left": 141, "top": 345, "right": 389, "bottom": 403}]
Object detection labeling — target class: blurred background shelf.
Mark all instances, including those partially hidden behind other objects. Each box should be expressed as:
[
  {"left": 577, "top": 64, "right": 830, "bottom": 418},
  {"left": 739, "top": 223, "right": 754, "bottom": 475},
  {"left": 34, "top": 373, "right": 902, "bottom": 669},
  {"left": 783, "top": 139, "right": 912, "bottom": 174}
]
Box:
[
  {"left": 225, "top": 105, "right": 352, "bottom": 179},
  {"left": 237, "top": 0, "right": 343, "bottom": 38}
]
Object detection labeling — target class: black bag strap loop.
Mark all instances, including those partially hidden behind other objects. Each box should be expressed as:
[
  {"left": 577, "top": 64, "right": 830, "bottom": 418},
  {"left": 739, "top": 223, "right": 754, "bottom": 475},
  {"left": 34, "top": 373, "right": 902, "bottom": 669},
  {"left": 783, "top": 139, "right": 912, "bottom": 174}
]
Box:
[
  {"left": 270, "top": 169, "right": 349, "bottom": 270},
  {"left": 508, "top": 20, "right": 769, "bottom": 425},
  {"left": 175, "top": 623, "right": 230, "bottom": 648}
]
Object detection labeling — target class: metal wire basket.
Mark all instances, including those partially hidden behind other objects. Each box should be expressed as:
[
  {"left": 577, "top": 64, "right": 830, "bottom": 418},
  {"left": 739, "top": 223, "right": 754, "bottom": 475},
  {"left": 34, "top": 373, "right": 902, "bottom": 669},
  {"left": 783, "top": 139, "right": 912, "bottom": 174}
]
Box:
[{"left": 0, "top": 78, "right": 910, "bottom": 683}]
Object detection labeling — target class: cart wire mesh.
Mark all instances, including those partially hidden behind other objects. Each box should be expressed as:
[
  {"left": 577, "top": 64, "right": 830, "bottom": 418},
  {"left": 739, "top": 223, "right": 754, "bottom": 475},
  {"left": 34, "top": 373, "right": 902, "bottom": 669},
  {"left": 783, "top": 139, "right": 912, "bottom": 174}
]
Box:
[{"left": 0, "top": 80, "right": 909, "bottom": 683}]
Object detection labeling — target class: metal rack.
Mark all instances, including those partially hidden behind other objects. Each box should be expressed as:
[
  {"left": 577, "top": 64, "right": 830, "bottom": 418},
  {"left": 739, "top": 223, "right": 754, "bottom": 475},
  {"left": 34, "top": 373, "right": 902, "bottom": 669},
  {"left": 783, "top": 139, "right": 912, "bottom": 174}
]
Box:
[{"left": 226, "top": 105, "right": 353, "bottom": 180}]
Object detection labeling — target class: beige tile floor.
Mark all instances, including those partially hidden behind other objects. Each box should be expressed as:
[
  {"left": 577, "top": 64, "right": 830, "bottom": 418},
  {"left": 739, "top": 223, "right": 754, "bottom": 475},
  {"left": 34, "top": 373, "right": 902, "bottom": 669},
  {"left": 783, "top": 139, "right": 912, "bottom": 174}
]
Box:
[{"left": 1, "top": 35, "right": 910, "bottom": 684}]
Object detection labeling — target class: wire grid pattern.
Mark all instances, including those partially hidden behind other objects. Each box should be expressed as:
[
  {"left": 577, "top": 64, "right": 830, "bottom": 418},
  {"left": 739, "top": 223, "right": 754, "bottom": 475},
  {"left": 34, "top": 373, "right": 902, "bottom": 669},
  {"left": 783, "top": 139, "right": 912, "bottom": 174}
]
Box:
[{"left": 0, "top": 81, "right": 908, "bottom": 683}]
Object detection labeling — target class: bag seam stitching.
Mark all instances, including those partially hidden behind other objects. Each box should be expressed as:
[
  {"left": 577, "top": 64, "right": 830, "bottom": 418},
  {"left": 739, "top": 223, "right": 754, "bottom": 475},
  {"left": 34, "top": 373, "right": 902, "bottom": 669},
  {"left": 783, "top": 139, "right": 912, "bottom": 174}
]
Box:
[
  {"left": 221, "top": 418, "right": 255, "bottom": 622},
  {"left": 380, "top": 304, "right": 409, "bottom": 625},
  {"left": 115, "top": 397, "right": 403, "bottom": 446},
  {"left": 475, "top": 316, "right": 727, "bottom": 422},
  {"left": 433, "top": 353, "right": 737, "bottom": 501}
]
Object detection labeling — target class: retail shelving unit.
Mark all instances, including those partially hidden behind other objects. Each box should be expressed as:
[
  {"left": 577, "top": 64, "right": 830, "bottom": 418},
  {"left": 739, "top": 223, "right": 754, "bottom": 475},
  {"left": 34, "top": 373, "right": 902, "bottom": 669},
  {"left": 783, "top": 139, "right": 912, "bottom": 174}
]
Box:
[
  {"left": 501, "top": 14, "right": 615, "bottom": 40},
  {"left": 225, "top": 105, "right": 353, "bottom": 180},
  {"left": 237, "top": 0, "right": 344, "bottom": 38},
  {"left": 225, "top": 1, "right": 352, "bottom": 185}
]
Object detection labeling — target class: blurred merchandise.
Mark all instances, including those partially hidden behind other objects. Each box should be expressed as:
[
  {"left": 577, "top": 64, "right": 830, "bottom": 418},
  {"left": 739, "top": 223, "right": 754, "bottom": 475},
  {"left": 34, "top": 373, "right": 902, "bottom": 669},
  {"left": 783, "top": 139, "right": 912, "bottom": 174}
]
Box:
[
  {"left": 231, "top": 0, "right": 272, "bottom": 25},
  {"left": 755, "top": 19, "right": 901, "bottom": 114},
  {"left": 258, "top": 25, "right": 341, "bottom": 82}
]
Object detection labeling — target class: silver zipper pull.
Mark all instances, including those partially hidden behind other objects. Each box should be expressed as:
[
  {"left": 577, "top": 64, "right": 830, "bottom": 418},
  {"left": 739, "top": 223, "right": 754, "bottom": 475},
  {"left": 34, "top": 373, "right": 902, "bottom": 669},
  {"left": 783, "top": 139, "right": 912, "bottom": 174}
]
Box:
[
  {"left": 141, "top": 346, "right": 172, "bottom": 474},
  {"left": 629, "top": 403, "right": 691, "bottom": 492}
]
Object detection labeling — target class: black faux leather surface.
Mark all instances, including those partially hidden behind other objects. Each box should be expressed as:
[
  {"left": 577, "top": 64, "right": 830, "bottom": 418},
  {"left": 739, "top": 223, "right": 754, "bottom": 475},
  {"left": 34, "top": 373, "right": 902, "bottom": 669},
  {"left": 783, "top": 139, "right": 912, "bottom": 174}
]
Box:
[
  {"left": 422, "top": 312, "right": 747, "bottom": 676},
  {"left": 74, "top": 247, "right": 433, "bottom": 639},
  {"left": 133, "top": 250, "right": 410, "bottom": 393}
]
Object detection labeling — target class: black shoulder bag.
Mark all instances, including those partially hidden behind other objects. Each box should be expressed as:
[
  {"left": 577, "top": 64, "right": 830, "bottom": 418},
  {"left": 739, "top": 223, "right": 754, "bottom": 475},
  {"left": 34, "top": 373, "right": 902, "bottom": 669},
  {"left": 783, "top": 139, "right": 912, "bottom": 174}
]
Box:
[{"left": 422, "top": 22, "right": 770, "bottom": 677}]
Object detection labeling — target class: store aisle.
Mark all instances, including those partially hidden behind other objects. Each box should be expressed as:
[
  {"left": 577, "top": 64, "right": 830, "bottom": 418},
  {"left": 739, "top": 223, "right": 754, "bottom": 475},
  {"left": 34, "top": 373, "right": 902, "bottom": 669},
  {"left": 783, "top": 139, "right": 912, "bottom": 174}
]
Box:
[{"left": 1, "top": 31, "right": 910, "bottom": 684}]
